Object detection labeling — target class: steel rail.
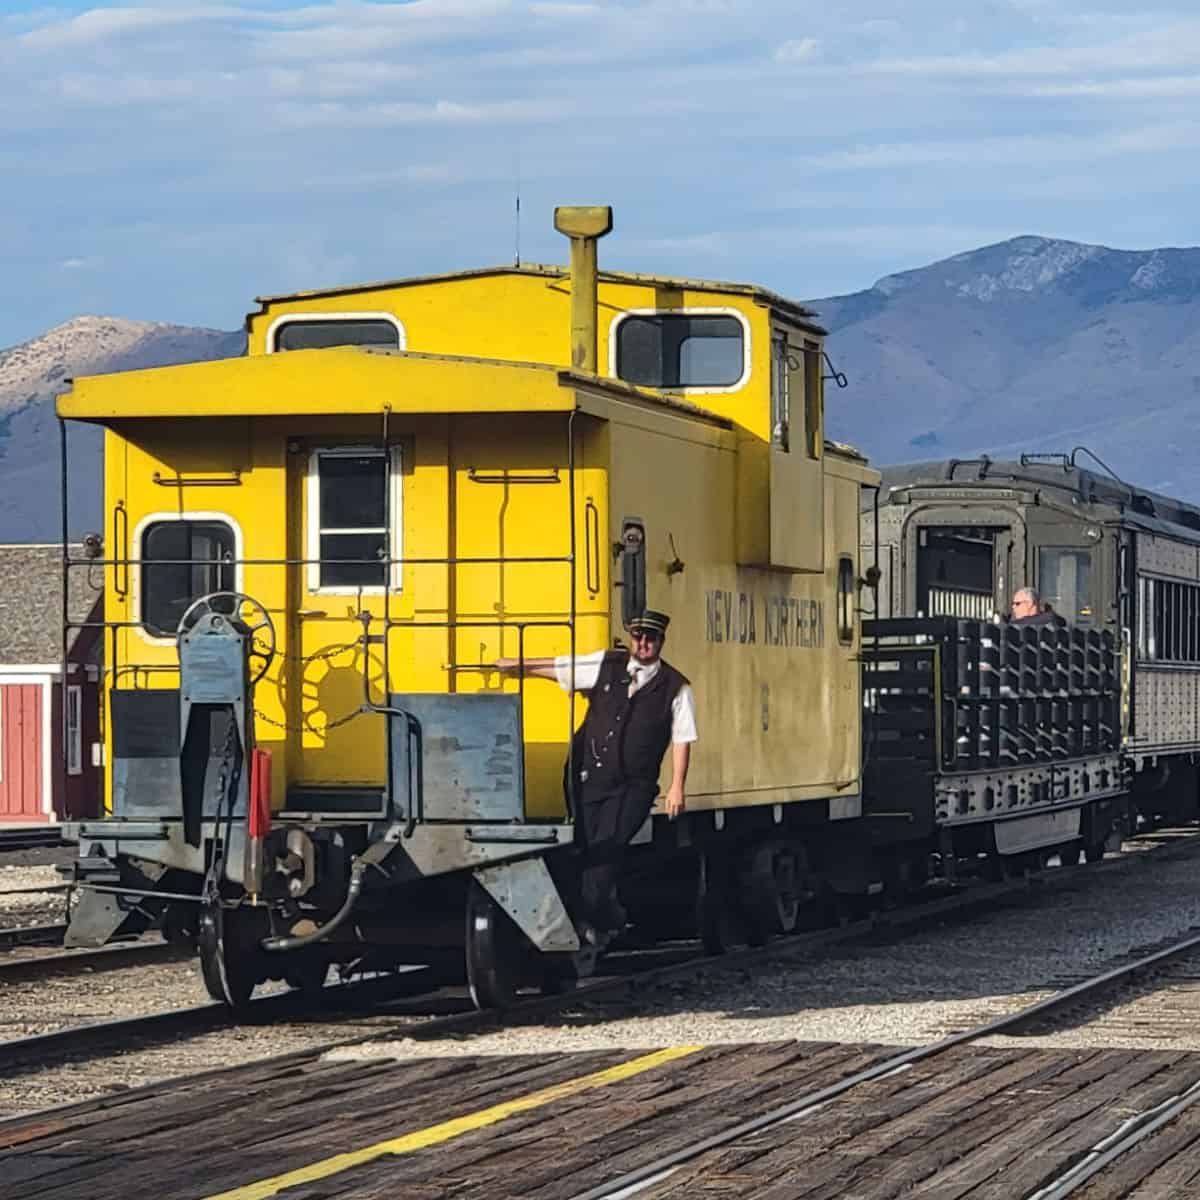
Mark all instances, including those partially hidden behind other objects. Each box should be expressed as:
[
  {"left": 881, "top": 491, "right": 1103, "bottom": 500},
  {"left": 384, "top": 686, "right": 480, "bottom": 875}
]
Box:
[
  {"left": 568, "top": 929, "right": 1200, "bottom": 1200},
  {"left": 0, "top": 830, "right": 66, "bottom": 851},
  {"left": 0, "top": 883, "right": 71, "bottom": 898},
  {"left": 0, "top": 940, "right": 184, "bottom": 983},
  {"left": 0, "top": 923, "right": 67, "bottom": 951},
  {"left": 1027, "top": 1074, "right": 1200, "bottom": 1199}
]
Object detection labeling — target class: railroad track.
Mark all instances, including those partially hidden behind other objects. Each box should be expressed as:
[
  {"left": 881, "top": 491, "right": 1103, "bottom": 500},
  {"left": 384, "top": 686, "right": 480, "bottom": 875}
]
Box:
[
  {"left": 0, "top": 830, "right": 66, "bottom": 852},
  {"left": 0, "top": 923, "right": 67, "bottom": 952},
  {"left": 0, "top": 938, "right": 184, "bottom": 984},
  {"left": 4, "top": 826, "right": 1200, "bottom": 1082}
]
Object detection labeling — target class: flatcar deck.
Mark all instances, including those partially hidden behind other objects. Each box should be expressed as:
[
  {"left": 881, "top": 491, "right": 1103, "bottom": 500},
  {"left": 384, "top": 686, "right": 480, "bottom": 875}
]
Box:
[{"left": 7, "top": 1038, "right": 1200, "bottom": 1199}]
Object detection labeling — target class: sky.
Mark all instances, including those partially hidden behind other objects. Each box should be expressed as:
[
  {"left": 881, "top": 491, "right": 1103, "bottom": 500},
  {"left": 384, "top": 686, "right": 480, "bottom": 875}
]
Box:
[{"left": 4, "top": 0, "right": 1200, "bottom": 346}]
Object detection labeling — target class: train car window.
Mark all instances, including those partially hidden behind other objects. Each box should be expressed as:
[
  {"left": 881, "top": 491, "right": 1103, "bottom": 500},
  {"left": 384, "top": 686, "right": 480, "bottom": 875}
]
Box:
[
  {"left": 1039, "top": 549, "right": 1093, "bottom": 623},
  {"left": 615, "top": 314, "right": 745, "bottom": 388},
  {"left": 1139, "top": 575, "right": 1200, "bottom": 663},
  {"left": 311, "top": 449, "right": 397, "bottom": 590},
  {"left": 837, "top": 556, "right": 855, "bottom": 644},
  {"left": 273, "top": 318, "right": 401, "bottom": 353},
  {"left": 141, "top": 520, "right": 235, "bottom": 636}
]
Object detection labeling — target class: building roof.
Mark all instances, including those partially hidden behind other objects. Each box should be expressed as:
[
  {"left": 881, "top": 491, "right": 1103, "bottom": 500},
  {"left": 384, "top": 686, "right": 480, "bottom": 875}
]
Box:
[
  {"left": 0, "top": 544, "right": 101, "bottom": 665},
  {"left": 250, "top": 263, "right": 822, "bottom": 330}
]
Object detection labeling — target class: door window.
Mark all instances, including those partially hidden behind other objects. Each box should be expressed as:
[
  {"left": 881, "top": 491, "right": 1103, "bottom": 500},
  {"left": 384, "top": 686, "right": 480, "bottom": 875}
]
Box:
[{"left": 308, "top": 448, "right": 401, "bottom": 592}]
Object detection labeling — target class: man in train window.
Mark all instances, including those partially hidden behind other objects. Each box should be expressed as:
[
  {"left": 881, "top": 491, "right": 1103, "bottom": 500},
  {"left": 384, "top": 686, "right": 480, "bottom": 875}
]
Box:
[
  {"left": 495, "top": 610, "right": 697, "bottom": 935},
  {"left": 1011, "top": 587, "right": 1058, "bottom": 628}
]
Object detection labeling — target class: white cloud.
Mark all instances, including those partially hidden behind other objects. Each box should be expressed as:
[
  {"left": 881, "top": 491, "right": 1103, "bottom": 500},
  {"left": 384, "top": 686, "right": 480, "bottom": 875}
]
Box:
[
  {"left": 5, "top": 1, "right": 1200, "bottom": 344},
  {"left": 775, "top": 37, "right": 818, "bottom": 63}
]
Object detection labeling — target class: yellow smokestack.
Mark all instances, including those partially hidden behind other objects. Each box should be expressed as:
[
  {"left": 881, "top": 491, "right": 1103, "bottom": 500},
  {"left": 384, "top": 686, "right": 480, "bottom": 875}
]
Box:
[{"left": 553, "top": 205, "right": 613, "bottom": 373}]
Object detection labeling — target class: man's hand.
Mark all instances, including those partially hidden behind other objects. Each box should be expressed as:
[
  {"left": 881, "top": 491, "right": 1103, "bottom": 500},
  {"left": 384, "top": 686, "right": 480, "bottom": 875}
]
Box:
[
  {"left": 494, "top": 657, "right": 518, "bottom": 672},
  {"left": 665, "top": 783, "right": 686, "bottom": 820}
]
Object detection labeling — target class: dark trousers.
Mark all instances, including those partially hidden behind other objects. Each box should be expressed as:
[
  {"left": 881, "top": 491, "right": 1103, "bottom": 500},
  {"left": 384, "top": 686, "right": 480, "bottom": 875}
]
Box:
[{"left": 575, "top": 777, "right": 657, "bottom": 928}]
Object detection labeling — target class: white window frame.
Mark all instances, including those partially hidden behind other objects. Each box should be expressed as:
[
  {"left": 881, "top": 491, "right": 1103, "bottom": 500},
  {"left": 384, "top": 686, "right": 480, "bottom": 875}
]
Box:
[
  {"left": 306, "top": 446, "right": 403, "bottom": 595},
  {"left": 132, "top": 511, "right": 244, "bottom": 647},
  {"left": 65, "top": 684, "right": 82, "bottom": 776},
  {"left": 608, "top": 306, "right": 752, "bottom": 395},
  {"left": 265, "top": 311, "right": 407, "bottom": 354}
]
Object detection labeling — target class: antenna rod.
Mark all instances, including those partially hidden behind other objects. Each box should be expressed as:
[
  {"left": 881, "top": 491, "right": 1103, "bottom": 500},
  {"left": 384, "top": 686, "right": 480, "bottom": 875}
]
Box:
[{"left": 513, "top": 150, "right": 521, "bottom": 268}]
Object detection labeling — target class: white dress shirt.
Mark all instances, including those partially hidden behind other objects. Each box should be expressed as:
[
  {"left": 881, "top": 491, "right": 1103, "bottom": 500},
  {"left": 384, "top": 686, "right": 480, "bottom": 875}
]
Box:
[{"left": 554, "top": 650, "right": 698, "bottom": 745}]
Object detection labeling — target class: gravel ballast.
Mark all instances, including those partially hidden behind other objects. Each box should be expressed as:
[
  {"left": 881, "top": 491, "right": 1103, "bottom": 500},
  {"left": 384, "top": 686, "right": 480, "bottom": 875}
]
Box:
[{"left": 4, "top": 833, "right": 1200, "bottom": 1119}]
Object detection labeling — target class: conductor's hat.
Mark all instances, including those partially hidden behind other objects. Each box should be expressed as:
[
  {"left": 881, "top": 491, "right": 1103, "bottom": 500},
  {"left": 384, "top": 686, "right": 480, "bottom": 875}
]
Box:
[{"left": 627, "top": 609, "right": 670, "bottom": 636}]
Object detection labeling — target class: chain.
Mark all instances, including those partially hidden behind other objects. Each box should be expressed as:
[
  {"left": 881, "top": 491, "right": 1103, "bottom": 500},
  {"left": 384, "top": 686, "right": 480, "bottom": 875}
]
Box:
[
  {"left": 251, "top": 637, "right": 363, "bottom": 666},
  {"left": 214, "top": 716, "right": 239, "bottom": 807},
  {"left": 204, "top": 715, "right": 242, "bottom": 904},
  {"left": 253, "top": 707, "right": 365, "bottom": 735},
  {"left": 247, "top": 634, "right": 374, "bottom": 733}
]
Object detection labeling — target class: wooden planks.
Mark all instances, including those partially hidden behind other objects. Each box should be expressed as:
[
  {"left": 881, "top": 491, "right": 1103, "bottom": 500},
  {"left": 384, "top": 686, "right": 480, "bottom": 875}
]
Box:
[{"left": 11, "top": 1040, "right": 1200, "bottom": 1198}]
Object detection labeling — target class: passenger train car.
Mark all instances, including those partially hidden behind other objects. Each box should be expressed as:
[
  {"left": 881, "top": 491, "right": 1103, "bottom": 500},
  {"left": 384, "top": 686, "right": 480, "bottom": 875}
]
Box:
[
  {"left": 58, "top": 207, "right": 879, "bottom": 1006},
  {"left": 864, "top": 454, "right": 1200, "bottom": 835}
]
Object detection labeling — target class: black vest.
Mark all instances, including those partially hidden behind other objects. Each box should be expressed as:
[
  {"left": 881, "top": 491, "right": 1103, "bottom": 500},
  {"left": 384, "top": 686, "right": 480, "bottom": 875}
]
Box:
[{"left": 575, "top": 651, "right": 689, "bottom": 790}]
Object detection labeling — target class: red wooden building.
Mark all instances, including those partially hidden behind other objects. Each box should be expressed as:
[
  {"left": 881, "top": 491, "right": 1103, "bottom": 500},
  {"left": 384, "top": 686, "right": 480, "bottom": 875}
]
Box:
[{"left": 0, "top": 545, "right": 103, "bottom": 826}]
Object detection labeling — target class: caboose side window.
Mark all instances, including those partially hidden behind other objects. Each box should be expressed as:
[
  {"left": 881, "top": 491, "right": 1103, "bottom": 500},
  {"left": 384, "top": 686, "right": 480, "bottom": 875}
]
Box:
[
  {"left": 271, "top": 315, "right": 403, "bottom": 353},
  {"left": 614, "top": 313, "right": 746, "bottom": 389},
  {"left": 308, "top": 447, "right": 402, "bottom": 592},
  {"left": 140, "top": 519, "right": 236, "bottom": 636}
]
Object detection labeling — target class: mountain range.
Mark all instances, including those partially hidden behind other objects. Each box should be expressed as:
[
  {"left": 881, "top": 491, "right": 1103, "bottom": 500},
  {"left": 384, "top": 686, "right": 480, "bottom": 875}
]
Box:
[{"left": 4, "top": 235, "right": 1200, "bottom": 541}]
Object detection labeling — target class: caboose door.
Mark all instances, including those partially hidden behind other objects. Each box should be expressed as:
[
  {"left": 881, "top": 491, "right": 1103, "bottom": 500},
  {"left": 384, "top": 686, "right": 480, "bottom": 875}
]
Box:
[{"left": 285, "top": 443, "right": 400, "bottom": 812}]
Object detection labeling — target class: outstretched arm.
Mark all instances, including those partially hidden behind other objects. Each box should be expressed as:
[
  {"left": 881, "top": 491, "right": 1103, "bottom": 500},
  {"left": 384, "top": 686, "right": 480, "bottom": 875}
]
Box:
[{"left": 494, "top": 656, "right": 559, "bottom": 681}]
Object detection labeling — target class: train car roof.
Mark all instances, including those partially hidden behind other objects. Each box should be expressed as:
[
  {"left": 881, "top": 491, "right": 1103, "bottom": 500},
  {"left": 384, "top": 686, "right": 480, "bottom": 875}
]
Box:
[
  {"left": 873, "top": 455, "right": 1200, "bottom": 540},
  {"left": 250, "top": 263, "right": 823, "bottom": 332},
  {"left": 56, "top": 345, "right": 737, "bottom": 429}
]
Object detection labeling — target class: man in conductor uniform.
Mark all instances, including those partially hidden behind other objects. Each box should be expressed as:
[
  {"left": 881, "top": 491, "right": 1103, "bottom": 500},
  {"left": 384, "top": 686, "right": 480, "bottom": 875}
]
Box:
[{"left": 496, "top": 610, "right": 697, "bottom": 934}]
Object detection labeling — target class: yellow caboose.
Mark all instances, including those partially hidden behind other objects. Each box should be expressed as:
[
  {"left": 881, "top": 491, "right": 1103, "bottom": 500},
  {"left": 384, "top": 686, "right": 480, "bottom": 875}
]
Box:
[{"left": 60, "top": 208, "right": 878, "bottom": 1006}]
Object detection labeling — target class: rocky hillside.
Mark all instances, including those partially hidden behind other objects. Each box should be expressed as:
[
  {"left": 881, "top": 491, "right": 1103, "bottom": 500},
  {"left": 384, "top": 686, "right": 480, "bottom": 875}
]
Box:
[
  {"left": 813, "top": 237, "right": 1200, "bottom": 500},
  {"left": 5, "top": 236, "right": 1200, "bottom": 540},
  {"left": 0, "top": 318, "right": 244, "bottom": 541}
]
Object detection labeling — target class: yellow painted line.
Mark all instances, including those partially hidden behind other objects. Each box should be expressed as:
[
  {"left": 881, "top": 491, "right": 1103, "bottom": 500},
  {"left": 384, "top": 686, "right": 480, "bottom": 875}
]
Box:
[{"left": 203, "top": 1044, "right": 703, "bottom": 1200}]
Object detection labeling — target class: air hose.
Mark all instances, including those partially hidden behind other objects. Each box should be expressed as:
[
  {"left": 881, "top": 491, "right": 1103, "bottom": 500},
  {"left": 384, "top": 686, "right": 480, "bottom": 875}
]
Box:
[{"left": 260, "top": 858, "right": 367, "bottom": 953}]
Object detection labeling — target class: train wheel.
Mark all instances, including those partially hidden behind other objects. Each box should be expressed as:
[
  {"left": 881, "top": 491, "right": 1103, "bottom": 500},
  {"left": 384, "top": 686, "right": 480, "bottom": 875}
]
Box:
[
  {"left": 697, "top": 855, "right": 741, "bottom": 955},
  {"left": 465, "top": 880, "right": 520, "bottom": 1010},
  {"left": 740, "top": 846, "right": 801, "bottom": 946},
  {"left": 198, "top": 902, "right": 263, "bottom": 1009},
  {"left": 1059, "top": 844, "right": 1082, "bottom": 867}
]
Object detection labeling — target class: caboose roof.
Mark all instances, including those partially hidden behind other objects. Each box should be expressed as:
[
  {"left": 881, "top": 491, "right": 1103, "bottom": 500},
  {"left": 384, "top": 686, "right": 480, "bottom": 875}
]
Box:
[
  {"left": 56, "top": 345, "right": 734, "bottom": 427},
  {"left": 250, "top": 264, "right": 822, "bottom": 331}
]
